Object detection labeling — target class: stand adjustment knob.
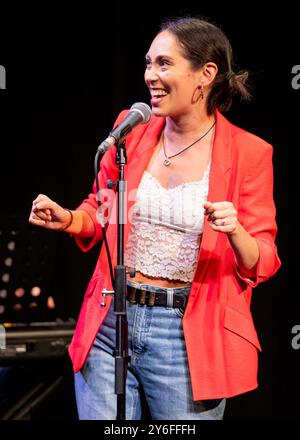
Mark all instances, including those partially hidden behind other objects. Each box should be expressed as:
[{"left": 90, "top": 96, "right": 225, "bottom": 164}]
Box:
[
  {"left": 107, "top": 179, "right": 116, "bottom": 189},
  {"left": 100, "top": 288, "right": 115, "bottom": 307},
  {"left": 126, "top": 267, "right": 136, "bottom": 278}
]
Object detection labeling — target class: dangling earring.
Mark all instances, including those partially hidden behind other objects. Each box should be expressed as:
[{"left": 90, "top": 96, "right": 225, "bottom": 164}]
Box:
[
  {"left": 200, "top": 82, "right": 205, "bottom": 100},
  {"left": 192, "top": 82, "right": 205, "bottom": 104}
]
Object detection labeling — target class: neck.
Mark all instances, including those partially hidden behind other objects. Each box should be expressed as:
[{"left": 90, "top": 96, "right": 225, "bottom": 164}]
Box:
[
  {"left": 165, "top": 112, "right": 216, "bottom": 137},
  {"left": 164, "top": 110, "right": 216, "bottom": 141}
]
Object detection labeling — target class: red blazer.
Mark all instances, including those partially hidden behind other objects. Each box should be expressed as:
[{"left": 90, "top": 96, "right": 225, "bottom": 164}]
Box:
[{"left": 68, "top": 109, "right": 281, "bottom": 400}]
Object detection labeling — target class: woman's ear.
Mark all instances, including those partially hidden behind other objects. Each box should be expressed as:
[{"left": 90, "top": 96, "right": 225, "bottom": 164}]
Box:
[{"left": 200, "top": 62, "right": 218, "bottom": 87}]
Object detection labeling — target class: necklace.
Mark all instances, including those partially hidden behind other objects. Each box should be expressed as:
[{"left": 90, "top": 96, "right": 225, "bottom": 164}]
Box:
[{"left": 162, "top": 120, "right": 216, "bottom": 166}]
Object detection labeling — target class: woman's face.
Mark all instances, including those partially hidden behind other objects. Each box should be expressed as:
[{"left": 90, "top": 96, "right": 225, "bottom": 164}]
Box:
[{"left": 144, "top": 30, "right": 202, "bottom": 118}]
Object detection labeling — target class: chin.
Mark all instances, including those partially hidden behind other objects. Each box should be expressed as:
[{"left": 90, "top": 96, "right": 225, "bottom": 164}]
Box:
[{"left": 151, "top": 106, "right": 166, "bottom": 117}]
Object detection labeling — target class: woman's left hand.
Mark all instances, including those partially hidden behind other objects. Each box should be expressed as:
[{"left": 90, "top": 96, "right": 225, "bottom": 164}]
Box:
[{"left": 203, "top": 200, "right": 239, "bottom": 235}]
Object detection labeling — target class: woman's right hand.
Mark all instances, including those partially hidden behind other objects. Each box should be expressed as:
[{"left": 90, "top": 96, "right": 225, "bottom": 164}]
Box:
[{"left": 29, "top": 194, "right": 72, "bottom": 231}]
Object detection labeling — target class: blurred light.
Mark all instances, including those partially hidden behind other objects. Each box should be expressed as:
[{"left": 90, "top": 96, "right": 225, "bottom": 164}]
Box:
[
  {"left": 7, "top": 241, "right": 16, "bottom": 251},
  {"left": 47, "top": 296, "right": 55, "bottom": 309},
  {"left": 0, "top": 289, "right": 7, "bottom": 299},
  {"left": 29, "top": 302, "right": 38, "bottom": 309},
  {"left": 13, "top": 303, "right": 22, "bottom": 311},
  {"left": 4, "top": 257, "right": 13, "bottom": 267},
  {"left": 31, "top": 286, "right": 41, "bottom": 297},
  {"left": 15, "top": 288, "right": 25, "bottom": 298},
  {"left": 1, "top": 273, "right": 10, "bottom": 283}
]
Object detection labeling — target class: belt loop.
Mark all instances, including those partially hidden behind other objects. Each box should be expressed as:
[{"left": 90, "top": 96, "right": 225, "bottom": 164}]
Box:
[
  {"left": 148, "top": 291, "right": 155, "bottom": 306},
  {"left": 166, "top": 288, "right": 174, "bottom": 308},
  {"left": 127, "top": 286, "right": 137, "bottom": 304},
  {"left": 139, "top": 290, "right": 147, "bottom": 305}
]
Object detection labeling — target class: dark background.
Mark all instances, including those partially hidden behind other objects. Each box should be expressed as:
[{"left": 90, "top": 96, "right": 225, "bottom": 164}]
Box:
[{"left": 0, "top": 2, "right": 298, "bottom": 420}]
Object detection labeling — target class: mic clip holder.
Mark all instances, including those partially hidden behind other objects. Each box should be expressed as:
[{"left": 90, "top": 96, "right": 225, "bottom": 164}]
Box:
[{"left": 100, "top": 267, "right": 135, "bottom": 308}]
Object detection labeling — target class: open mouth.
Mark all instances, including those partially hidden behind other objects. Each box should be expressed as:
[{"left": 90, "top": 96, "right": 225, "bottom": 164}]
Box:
[{"left": 150, "top": 88, "right": 169, "bottom": 105}]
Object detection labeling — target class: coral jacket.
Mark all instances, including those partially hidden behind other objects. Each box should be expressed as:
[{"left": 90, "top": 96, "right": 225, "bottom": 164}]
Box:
[{"left": 68, "top": 109, "right": 281, "bottom": 400}]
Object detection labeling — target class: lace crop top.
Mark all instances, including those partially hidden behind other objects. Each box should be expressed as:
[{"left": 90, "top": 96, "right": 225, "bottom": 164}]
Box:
[{"left": 124, "top": 161, "right": 211, "bottom": 282}]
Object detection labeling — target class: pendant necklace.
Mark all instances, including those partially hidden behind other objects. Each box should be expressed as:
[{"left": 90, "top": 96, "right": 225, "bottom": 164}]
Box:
[{"left": 162, "top": 120, "right": 216, "bottom": 166}]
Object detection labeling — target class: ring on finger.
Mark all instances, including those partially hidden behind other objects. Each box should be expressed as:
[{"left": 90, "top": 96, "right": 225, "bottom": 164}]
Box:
[{"left": 214, "top": 219, "right": 226, "bottom": 226}]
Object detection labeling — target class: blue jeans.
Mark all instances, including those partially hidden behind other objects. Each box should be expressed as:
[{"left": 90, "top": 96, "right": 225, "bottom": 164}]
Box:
[{"left": 74, "top": 280, "right": 226, "bottom": 420}]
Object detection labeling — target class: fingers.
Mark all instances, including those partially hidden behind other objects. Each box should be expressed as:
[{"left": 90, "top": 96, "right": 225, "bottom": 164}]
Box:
[
  {"left": 32, "top": 193, "right": 49, "bottom": 205},
  {"left": 204, "top": 201, "right": 236, "bottom": 218},
  {"left": 32, "top": 209, "right": 52, "bottom": 222},
  {"left": 32, "top": 194, "right": 53, "bottom": 210},
  {"left": 29, "top": 211, "right": 47, "bottom": 226},
  {"left": 208, "top": 209, "right": 235, "bottom": 222},
  {"left": 203, "top": 200, "right": 214, "bottom": 214},
  {"left": 210, "top": 216, "right": 237, "bottom": 227},
  {"left": 32, "top": 194, "right": 58, "bottom": 214},
  {"left": 29, "top": 194, "right": 55, "bottom": 227},
  {"left": 32, "top": 204, "right": 51, "bottom": 216},
  {"left": 203, "top": 201, "right": 238, "bottom": 234}
]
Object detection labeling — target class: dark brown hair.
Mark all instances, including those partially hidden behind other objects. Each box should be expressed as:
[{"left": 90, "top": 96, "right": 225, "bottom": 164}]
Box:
[{"left": 159, "top": 16, "right": 252, "bottom": 115}]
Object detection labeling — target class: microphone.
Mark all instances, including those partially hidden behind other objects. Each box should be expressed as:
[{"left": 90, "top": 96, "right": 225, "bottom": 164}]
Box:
[{"left": 98, "top": 102, "right": 152, "bottom": 153}]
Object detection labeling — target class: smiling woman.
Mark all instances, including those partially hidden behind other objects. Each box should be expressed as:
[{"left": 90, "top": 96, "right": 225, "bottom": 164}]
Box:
[
  {"left": 145, "top": 18, "right": 251, "bottom": 118},
  {"left": 0, "top": 65, "right": 6, "bottom": 90},
  {"left": 29, "top": 15, "right": 281, "bottom": 420}
]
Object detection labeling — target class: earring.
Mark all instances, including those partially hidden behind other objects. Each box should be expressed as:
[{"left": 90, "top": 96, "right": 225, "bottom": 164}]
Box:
[
  {"left": 192, "top": 82, "right": 205, "bottom": 104},
  {"left": 200, "top": 82, "right": 205, "bottom": 100}
]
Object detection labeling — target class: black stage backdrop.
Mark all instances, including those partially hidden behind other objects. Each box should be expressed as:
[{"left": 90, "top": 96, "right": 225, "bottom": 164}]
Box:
[{"left": 0, "top": 2, "right": 298, "bottom": 421}]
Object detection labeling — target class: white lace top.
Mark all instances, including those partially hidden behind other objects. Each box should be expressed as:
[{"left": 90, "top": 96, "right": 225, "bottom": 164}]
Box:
[{"left": 124, "top": 161, "right": 211, "bottom": 282}]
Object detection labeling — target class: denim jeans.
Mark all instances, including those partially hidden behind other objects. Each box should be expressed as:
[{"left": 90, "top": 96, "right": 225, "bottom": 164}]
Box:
[{"left": 74, "top": 280, "right": 226, "bottom": 420}]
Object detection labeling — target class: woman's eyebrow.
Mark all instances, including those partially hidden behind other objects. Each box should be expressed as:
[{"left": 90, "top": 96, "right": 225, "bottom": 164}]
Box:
[{"left": 145, "top": 54, "right": 174, "bottom": 62}]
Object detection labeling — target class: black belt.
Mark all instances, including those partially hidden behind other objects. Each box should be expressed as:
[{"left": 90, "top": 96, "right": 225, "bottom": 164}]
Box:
[{"left": 126, "top": 284, "right": 188, "bottom": 309}]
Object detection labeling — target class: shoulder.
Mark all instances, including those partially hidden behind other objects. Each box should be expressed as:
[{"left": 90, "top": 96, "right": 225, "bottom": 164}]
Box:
[
  {"left": 217, "top": 111, "right": 274, "bottom": 170},
  {"left": 230, "top": 122, "right": 273, "bottom": 154}
]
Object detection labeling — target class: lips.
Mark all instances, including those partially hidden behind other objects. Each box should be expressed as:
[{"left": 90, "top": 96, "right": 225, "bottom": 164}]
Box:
[
  {"left": 150, "top": 88, "right": 169, "bottom": 106},
  {"left": 151, "top": 95, "right": 167, "bottom": 106}
]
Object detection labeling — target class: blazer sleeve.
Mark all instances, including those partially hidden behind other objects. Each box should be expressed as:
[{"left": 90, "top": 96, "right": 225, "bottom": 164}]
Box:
[
  {"left": 235, "top": 143, "right": 281, "bottom": 287},
  {"left": 73, "top": 110, "right": 128, "bottom": 252}
]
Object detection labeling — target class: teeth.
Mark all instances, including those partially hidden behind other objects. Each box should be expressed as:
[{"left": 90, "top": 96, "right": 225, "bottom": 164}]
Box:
[{"left": 151, "top": 89, "right": 168, "bottom": 97}]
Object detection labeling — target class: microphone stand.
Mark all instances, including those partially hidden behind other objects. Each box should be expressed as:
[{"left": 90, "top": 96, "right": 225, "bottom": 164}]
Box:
[{"left": 108, "top": 139, "right": 131, "bottom": 420}]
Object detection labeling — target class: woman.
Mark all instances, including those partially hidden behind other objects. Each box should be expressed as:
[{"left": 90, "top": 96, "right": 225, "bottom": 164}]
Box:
[{"left": 29, "top": 16, "right": 281, "bottom": 420}]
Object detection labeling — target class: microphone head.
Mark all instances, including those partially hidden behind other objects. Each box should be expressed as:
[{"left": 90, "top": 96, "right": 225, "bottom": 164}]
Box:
[{"left": 130, "top": 102, "right": 152, "bottom": 124}]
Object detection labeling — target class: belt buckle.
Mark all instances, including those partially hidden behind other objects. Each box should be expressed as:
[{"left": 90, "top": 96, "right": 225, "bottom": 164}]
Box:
[
  {"left": 179, "top": 294, "right": 188, "bottom": 314},
  {"left": 179, "top": 295, "right": 188, "bottom": 313},
  {"left": 174, "top": 293, "right": 187, "bottom": 312}
]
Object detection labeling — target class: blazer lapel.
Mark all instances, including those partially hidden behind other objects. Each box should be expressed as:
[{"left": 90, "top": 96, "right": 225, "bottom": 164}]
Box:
[
  {"left": 124, "top": 116, "right": 165, "bottom": 245},
  {"left": 195, "top": 110, "right": 233, "bottom": 277},
  {"left": 208, "top": 110, "right": 232, "bottom": 206}
]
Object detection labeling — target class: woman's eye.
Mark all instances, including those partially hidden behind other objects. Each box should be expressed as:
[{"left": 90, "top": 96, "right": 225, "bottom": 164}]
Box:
[
  {"left": 144, "top": 58, "right": 170, "bottom": 70},
  {"left": 160, "top": 59, "right": 169, "bottom": 66}
]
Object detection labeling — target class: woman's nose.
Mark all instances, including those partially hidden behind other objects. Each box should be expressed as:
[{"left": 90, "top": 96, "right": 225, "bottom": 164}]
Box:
[{"left": 144, "top": 65, "right": 159, "bottom": 83}]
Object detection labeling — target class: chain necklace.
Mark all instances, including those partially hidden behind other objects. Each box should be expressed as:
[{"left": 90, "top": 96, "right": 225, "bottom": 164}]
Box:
[{"left": 162, "top": 120, "right": 216, "bottom": 166}]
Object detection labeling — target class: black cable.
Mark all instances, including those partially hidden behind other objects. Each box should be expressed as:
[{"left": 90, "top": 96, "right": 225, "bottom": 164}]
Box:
[{"left": 94, "top": 150, "right": 115, "bottom": 289}]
